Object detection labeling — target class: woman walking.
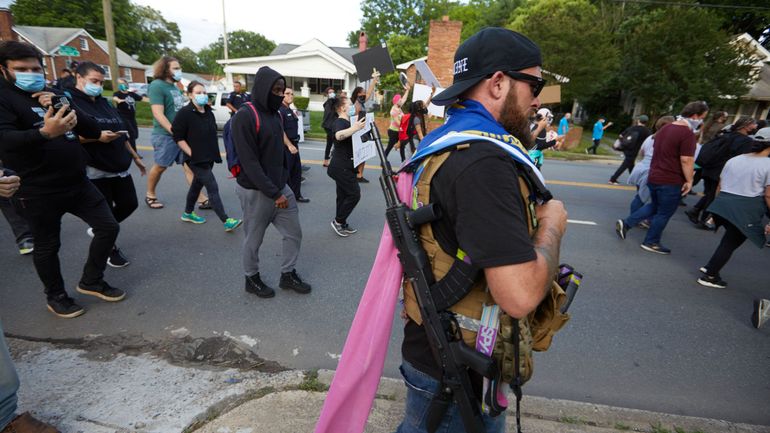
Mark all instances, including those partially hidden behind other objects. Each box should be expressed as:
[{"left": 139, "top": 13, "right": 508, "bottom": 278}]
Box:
[
  {"left": 327, "top": 96, "right": 366, "bottom": 237},
  {"left": 384, "top": 85, "right": 410, "bottom": 163},
  {"left": 697, "top": 127, "right": 770, "bottom": 289},
  {"left": 112, "top": 78, "right": 143, "bottom": 154},
  {"left": 348, "top": 74, "right": 379, "bottom": 182},
  {"left": 172, "top": 81, "right": 242, "bottom": 232}
]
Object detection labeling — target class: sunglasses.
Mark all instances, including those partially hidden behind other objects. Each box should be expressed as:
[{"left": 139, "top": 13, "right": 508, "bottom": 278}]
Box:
[{"left": 504, "top": 71, "right": 546, "bottom": 97}]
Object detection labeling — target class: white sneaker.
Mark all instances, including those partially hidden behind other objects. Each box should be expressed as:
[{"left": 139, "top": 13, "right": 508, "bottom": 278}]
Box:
[
  {"left": 752, "top": 299, "right": 769, "bottom": 329},
  {"left": 86, "top": 227, "right": 94, "bottom": 238}
]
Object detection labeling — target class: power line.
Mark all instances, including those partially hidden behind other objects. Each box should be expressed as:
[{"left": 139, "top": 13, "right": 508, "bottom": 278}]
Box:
[{"left": 609, "top": 0, "right": 770, "bottom": 11}]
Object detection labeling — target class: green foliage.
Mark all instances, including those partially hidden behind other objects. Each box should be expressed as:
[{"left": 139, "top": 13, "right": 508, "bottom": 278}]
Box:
[
  {"left": 509, "top": 0, "right": 619, "bottom": 104},
  {"left": 617, "top": 6, "right": 754, "bottom": 117},
  {"left": 450, "top": 0, "right": 523, "bottom": 41},
  {"left": 352, "top": 0, "right": 454, "bottom": 48},
  {"left": 198, "top": 30, "right": 276, "bottom": 75},
  {"left": 172, "top": 47, "right": 201, "bottom": 73},
  {"left": 293, "top": 96, "right": 310, "bottom": 110}
]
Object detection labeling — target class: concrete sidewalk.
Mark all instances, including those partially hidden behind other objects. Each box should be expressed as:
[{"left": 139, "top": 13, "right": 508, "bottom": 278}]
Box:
[{"left": 6, "top": 337, "right": 769, "bottom": 433}]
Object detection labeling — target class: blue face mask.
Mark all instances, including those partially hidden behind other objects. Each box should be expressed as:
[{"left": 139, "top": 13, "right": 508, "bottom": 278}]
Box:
[
  {"left": 84, "top": 82, "right": 103, "bottom": 97},
  {"left": 14, "top": 72, "right": 45, "bottom": 93},
  {"left": 194, "top": 94, "right": 209, "bottom": 106},
  {"left": 118, "top": 83, "right": 128, "bottom": 92},
  {"left": 172, "top": 70, "right": 183, "bottom": 82},
  {"left": 328, "top": 92, "right": 336, "bottom": 99},
  {"left": 348, "top": 105, "right": 356, "bottom": 117}
]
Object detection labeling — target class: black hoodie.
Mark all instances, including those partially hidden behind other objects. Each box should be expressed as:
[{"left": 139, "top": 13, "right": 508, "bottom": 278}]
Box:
[
  {"left": 230, "top": 66, "right": 288, "bottom": 199},
  {"left": 0, "top": 77, "right": 101, "bottom": 197}
]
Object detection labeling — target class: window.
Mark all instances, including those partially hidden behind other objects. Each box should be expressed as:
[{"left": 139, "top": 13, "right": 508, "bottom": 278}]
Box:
[
  {"left": 79, "top": 37, "right": 89, "bottom": 51},
  {"left": 123, "top": 68, "right": 132, "bottom": 80},
  {"left": 100, "top": 64, "right": 111, "bottom": 80}
]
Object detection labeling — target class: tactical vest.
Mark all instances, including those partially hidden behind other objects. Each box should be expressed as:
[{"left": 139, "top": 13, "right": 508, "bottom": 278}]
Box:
[{"left": 403, "top": 144, "right": 570, "bottom": 385}]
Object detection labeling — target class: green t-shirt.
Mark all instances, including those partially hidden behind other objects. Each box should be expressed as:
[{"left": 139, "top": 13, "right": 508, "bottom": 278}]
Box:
[{"left": 148, "top": 79, "right": 185, "bottom": 136}]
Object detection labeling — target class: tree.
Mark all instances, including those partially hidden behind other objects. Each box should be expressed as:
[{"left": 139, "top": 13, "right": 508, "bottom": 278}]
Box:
[
  {"left": 509, "top": 0, "right": 620, "bottom": 104},
  {"left": 131, "top": 5, "right": 181, "bottom": 63},
  {"left": 198, "top": 30, "right": 276, "bottom": 74},
  {"left": 617, "top": 7, "right": 754, "bottom": 117},
  {"left": 172, "top": 47, "right": 201, "bottom": 73},
  {"left": 350, "top": 0, "right": 456, "bottom": 47}
]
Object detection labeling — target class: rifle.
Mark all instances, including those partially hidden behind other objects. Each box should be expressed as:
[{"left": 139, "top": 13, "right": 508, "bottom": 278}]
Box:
[{"left": 370, "top": 122, "right": 497, "bottom": 433}]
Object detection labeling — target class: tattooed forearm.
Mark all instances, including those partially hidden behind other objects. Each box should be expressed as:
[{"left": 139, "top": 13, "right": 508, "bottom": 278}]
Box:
[{"left": 534, "top": 224, "right": 562, "bottom": 290}]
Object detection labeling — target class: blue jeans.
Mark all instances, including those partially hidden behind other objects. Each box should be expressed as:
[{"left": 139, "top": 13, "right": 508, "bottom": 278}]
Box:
[
  {"left": 629, "top": 188, "right": 645, "bottom": 215},
  {"left": 624, "top": 183, "right": 681, "bottom": 245},
  {"left": 0, "top": 319, "right": 20, "bottom": 430},
  {"left": 395, "top": 361, "right": 505, "bottom": 433}
]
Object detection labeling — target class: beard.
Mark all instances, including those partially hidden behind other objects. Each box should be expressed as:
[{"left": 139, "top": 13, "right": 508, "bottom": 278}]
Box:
[{"left": 498, "top": 88, "right": 534, "bottom": 148}]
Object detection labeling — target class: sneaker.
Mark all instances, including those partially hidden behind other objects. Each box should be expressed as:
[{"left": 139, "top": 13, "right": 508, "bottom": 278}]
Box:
[
  {"left": 17, "top": 238, "right": 34, "bottom": 255},
  {"left": 279, "top": 269, "right": 311, "bottom": 294},
  {"left": 608, "top": 180, "right": 619, "bottom": 185},
  {"left": 224, "top": 218, "right": 243, "bottom": 232},
  {"left": 47, "top": 294, "right": 85, "bottom": 318},
  {"left": 77, "top": 280, "right": 126, "bottom": 302},
  {"left": 615, "top": 219, "right": 628, "bottom": 240},
  {"left": 766, "top": 240, "right": 770, "bottom": 248},
  {"left": 638, "top": 220, "right": 650, "bottom": 229},
  {"left": 752, "top": 299, "right": 769, "bottom": 329},
  {"left": 699, "top": 266, "right": 709, "bottom": 274},
  {"left": 86, "top": 227, "right": 95, "bottom": 238},
  {"left": 640, "top": 243, "right": 671, "bottom": 254},
  {"left": 684, "top": 208, "right": 700, "bottom": 225},
  {"left": 356, "top": 177, "right": 370, "bottom": 183},
  {"left": 331, "top": 220, "right": 349, "bottom": 237},
  {"left": 296, "top": 196, "right": 310, "bottom": 203},
  {"left": 302, "top": 165, "right": 311, "bottom": 172},
  {"left": 107, "top": 247, "right": 130, "bottom": 268},
  {"left": 245, "top": 273, "right": 275, "bottom": 298},
  {"left": 697, "top": 274, "right": 727, "bottom": 289},
  {"left": 341, "top": 224, "right": 358, "bottom": 235},
  {"left": 181, "top": 212, "right": 206, "bottom": 224},
  {"left": 2, "top": 412, "right": 60, "bottom": 433},
  {"left": 301, "top": 176, "right": 307, "bottom": 184}
]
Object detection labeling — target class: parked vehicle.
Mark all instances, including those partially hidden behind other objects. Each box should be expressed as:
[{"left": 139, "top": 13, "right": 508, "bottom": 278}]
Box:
[
  {"left": 128, "top": 82, "right": 148, "bottom": 97},
  {"left": 206, "top": 90, "right": 234, "bottom": 130}
]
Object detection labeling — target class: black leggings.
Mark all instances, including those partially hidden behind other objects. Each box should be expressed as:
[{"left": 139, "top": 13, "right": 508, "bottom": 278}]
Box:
[
  {"left": 704, "top": 218, "right": 747, "bottom": 276},
  {"left": 610, "top": 155, "right": 636, "bottom": 182},
  {"left": 693, "top": 177, "right": 719, "bottom": 222},
  {"left": 384, "top": 129, "right": 406, "bottom": 162},
  {"left": 327, "top": 164, "right": 361, "bottom": 225},
  {"left": 186, "top": 163, "right": 228, "bottom": 222},
  {"left": 90, "top": 175, "right": 138, "bottom": 223},
  {"left": 324, "top": 128, "right": 334, "bottom": 160},
  {"left": 287, "top": 148, "right": 302, "bottom": 198}
]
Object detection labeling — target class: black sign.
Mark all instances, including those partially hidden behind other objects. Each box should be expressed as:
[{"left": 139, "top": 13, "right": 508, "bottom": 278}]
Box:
[{"left": 352, "top": 46, "right": 395, "bottom": 82}]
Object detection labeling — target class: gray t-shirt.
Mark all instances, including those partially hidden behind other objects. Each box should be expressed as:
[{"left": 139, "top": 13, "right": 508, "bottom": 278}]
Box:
[{"left": 720, "top": 153, "right": 770, "bottom": 197}]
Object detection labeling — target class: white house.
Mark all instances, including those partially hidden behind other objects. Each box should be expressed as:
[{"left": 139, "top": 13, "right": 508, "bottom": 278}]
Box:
[{"left": 218, "top": 39, "right": 362, "bottom": 111}]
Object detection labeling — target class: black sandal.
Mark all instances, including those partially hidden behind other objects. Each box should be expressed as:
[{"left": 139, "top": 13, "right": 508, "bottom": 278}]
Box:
[{"left": 145, "top": 196, "right": 164, "bottom": 209}]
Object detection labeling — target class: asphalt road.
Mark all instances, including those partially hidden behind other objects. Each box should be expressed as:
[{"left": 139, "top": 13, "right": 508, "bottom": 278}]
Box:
[{"left": 1, "top": 129, "right": 769, "bottom": 425}]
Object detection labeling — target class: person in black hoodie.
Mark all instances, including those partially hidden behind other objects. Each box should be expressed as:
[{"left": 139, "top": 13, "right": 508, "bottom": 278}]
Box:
[
  {"left": 231, "top": 66, "right": 311, "bottom": 299},
  {"left": 609, "top": 115, "right": 652, "bottom": 184},
  {"left": 71, "top": 62, "right": 145, "bottom": 268},
  {"left": 0, "top": 41, "right": 125, "bottom": 318}
]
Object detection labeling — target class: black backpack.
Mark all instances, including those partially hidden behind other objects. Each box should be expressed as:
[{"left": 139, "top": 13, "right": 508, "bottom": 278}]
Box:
[
  {"left": 696, "top": 133, "right": 733, "bottom": 169},
  {"left": 618, "top": 129, "right": 640, "bottom": 151}
]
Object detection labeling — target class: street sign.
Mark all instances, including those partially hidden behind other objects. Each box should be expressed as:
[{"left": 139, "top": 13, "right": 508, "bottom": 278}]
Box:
[{"left": 58, "top": 45, "right": 80, "bottom": 57}]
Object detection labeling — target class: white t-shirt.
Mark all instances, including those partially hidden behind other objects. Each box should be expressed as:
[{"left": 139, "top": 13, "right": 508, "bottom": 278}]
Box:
[{"left": 720, "top": 154, "right": 770, "bottom": 197}]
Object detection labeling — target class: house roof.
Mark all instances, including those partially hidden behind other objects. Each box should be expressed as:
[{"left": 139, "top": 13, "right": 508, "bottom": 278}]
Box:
[
  {"left": 269, "top": 41, "right": 359, "bottom": 64},
  {"left": 746, "top": 64, "right": 770, "bottom": 101},
  {"left": 13, "top": 25, "right": 146, "bottom": 70}
]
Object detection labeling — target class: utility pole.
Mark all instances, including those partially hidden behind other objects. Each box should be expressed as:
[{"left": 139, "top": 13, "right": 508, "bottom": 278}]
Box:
[
  {"left": 102, "top": 0, "right": 120, "bottom": 90},
  {"left": 222, "top": 0, "right": 229, "bottom": 61}
]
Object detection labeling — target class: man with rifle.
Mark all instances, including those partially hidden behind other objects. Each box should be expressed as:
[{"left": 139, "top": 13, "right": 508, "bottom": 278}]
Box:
[{"left": 376, "top": 28, "right": 570, "bottom": 433}]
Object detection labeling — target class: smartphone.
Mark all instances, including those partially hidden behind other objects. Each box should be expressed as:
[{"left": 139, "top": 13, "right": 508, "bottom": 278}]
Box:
[
  {"left": 51, "top": 95, "right": 71, "bottom": 114},
  {"left": 358, "top": 110, "right": 366, "bottom": 122},
  {"left": 116, "top": 130, "right": 130, "bottom": 135}
]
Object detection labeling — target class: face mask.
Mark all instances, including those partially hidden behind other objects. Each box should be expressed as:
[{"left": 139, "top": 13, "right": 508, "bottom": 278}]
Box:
[
  {"left": 13, "top": 72, "right": 45, "bottom": 93},
  {"left": 84, "top": 82, "right": 103, "bottom": 97},
  {"left": 172, "top": 70, "right": 183, "bottom": 82},
  {"left": 680, "top": 116, "right": 703, "bottom": 132},
  {"left": 194, "top": 94, "right": 209, "bottom": 106},
  {"left": 267, "top": 92, "right": 284, "bottom": 111},
  {"left": 357, "top": 95, "right": 365, "bottom": 104},
  {"left": 348, "top": 105, "right": 357, "bottom": 117},
  {"left": 118, "top": 83, "right": 128, "bottom": 92},
  {"left": 328, "top": 92, "right": 335, "bottom": 99}
]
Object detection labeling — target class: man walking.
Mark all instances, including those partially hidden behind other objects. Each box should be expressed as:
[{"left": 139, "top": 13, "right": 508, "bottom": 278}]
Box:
[
  {"left": 279, "top": 88, "right": 309, "bottom": 203},
  {"left": 616, "top": 101, "right": 708, "bottom": 254},
  {"left": 587, "top": 115, "right": 612, "bottom": 154},
  {"left": 0, "top": 41, "right": 125, "bottom": 318},
  {"left": 557, "top": 112, "right": 570, "bottom": 136},
  {"left": 609, "top": 115, "right": 651, "bottom": 184},
  {"left": 231, "top": 66, "right": 311, "bottom": 299}
]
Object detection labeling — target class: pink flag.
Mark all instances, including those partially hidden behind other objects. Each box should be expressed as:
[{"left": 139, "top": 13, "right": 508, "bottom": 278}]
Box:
[{"left": 314, "top": 174, "right": 413, "bottom": 433}]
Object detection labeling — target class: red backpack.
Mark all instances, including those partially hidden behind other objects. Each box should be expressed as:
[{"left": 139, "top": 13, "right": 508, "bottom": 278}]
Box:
[{"left": 399, "top": 113, "right": 414, "bottom": 142}]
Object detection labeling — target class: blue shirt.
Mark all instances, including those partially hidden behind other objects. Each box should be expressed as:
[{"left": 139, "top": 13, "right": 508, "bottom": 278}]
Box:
[
  {"left": 558, "top": 117, "right": 569, "bottom": 135},
  {"left": 592, "top": 121, "right": 605, "bottom": 140}
]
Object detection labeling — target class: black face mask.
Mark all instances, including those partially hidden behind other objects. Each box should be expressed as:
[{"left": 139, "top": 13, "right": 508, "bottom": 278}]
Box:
[
  {"left": 268, "top": 92, "right": 284, "bottom": 111},
  {"left": 421, "top": 108, "right": 428, "bottom": 115},
  {"left": 357, "top": 95, "right": 366, "bottom": 104}
]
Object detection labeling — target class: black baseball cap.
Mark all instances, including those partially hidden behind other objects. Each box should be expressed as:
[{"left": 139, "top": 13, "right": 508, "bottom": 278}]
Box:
[{"left": 432, "top": 27, "right": 543, "bottom": 106}]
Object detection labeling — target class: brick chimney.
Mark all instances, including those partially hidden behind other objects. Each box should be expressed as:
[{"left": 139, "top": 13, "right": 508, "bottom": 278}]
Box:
[
  {"left": 358, "top": 31, "right": 367, "bottom": 52},
  {"left": 0, "top": 8, "right": 17, "bottom": 42},
  {"left": 427, "top": 16, "right": 462, "bottom": 88}
]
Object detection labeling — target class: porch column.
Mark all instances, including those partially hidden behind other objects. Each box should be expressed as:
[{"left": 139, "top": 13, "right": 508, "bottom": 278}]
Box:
[{"left": 301, "top": 79, "right": 310, "bottom": 97}]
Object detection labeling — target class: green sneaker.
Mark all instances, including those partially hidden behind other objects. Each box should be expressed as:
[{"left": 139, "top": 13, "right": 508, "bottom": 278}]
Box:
[
  {"left": 181, "top": 212, "right": 206, "bottom": 224},
  {"left": 224, "top": 218, "right": 243, "bottom": 232}
]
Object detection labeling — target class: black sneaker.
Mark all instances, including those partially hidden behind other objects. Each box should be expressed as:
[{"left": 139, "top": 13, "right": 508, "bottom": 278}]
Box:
[
  {"left": 17, "top": 238, "right": 34, "bottom": 255},
  {"left": 341, "top": 224, "right": 358, "bottom": 235},
  {"left": 245, "top": 273, "right": 275, "bottom": 298},
  {"left": 301, "top": 165, "right": 311, "bottom": 172},
  {"left": 685, "top": 208, "right": 700, "bottom": 225},
  {"left": 107, "top": 247, "right": 130, "bottom": 268},
  {"left": 296, "top": 196, "right": 310, "bottom": 203},
  {"left": 356, "top": 177, "right": 370, "bottom": 183},
  {"left": 279, "top": 270, "right": 311, "bottom": 294},
  {"left": 615, "top": 219, "right": 628, "bottom": 240},
  {"left": 301, "top": 177, "right": 307, "bottom": 184},
  {"left": 697, "top": 274, "right": 727, "bottom": 289},
  {"left": 331, "top": 220, "right": 349, "bottom": 237},
  {"left": 47, "top": 293, "right": 85, "bottom": 318},
  {"left": 77, "top": 280, "right": 126, "bottom": 302},
  {"left": 640, "top": 243, "right": 671, "bottom": 254}
]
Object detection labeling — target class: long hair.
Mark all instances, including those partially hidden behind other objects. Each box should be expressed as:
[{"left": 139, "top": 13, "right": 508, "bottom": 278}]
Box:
[
  {"left": 409, "top": 100, "right": 427, "bottom": 136},
  {"left": 153, "top": 56, "right": 178, "bottom": 80}
]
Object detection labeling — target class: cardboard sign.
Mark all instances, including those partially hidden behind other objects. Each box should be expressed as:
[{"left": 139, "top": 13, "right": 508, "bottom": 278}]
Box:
[
  {"left": 412, "top": 83, "right": 446, "bottom": 118},
  {"left": 352, "top": 46, "right": 395, "bottom": 82},
  {"left": 353, "top": 113, "right": 377, "bottom": 167},
  {"left": 413, "top": 60, "right": 441, "bottom": 88}
]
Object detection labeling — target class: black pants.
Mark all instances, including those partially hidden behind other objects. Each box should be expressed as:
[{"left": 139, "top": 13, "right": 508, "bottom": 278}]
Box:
[
  {"left": 119, "top": 114, "right": 139, "bottom": 152},
  {"left": 588, "top": 139, "right": 600, "bottom": 154},
  {"left": 324, "top": 128, "right": 334, "bottom": 160},
  {"left": 287, "top": 147, "right": 303, "bottom": 198},
  {"left": 704, "top": 219, "right": 747, "bottom": 276},
  {"left": 186, "top": 163, "right": 228, "bottom": 222},
  {"left": 610, "top": 155, "right": 636, "bottom": 182},
  {"left": 90, "top": 175, "right": 138, "bottom": 224},
  {"left": 12, "top": 181, "right": 119, "bottom": 299},
  {"left": 693, "top": 176, "right": 719, "bottom": 222},
  {"left": 384, "top": 129, "right": 406, "bottom": 162},
  {"left": 327, "top": 164, "right": 361, "bottom": 225},
  {"left": 0, "top": 197, "right": 32, "bottom": 244}
]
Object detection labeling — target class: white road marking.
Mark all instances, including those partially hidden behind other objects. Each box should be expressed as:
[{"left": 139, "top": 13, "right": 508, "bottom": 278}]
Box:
[{"left": 568, "top": 219, "right": 597, "bottom": 226}]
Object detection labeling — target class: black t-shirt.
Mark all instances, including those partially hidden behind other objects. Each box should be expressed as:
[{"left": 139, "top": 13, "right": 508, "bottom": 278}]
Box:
[
  {"left": 113, "top": 91, "right": 143, "bottom": 117},
  {"left": 330, "top": 117, "right": 354, "bottom": 169},
  {"left": 402, "top": 143, "right": 537, "bottom": 379},
  {"left": 228, "top": 92, "right": 250, "bottom": 110}
]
